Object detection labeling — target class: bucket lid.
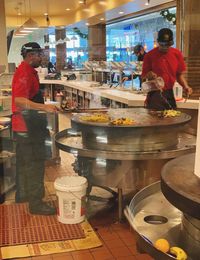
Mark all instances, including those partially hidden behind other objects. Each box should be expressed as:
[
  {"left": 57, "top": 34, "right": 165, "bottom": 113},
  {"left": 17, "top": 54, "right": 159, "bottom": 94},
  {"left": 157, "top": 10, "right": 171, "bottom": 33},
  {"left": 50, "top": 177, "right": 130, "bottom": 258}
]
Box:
[{"left": 54, "top": 176, "right": 88, "bottom": 192}]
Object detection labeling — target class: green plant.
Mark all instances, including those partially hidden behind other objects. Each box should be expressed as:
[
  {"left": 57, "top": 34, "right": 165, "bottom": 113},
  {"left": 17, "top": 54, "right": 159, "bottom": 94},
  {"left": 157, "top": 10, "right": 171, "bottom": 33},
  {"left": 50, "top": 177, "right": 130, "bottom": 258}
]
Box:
[{"left": 160, "top": 9, "right": 176, "bottom": 25}]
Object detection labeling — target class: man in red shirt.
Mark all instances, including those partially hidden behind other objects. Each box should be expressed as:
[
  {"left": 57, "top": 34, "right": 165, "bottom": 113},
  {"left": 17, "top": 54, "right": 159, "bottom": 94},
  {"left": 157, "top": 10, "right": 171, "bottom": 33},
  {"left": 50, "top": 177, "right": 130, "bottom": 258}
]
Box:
[
  {"left": 12, "top": 42, "right": 58, "bottom": 215},
  {"left": 142, "top": 28, "right": 192, "bottom": 110}
]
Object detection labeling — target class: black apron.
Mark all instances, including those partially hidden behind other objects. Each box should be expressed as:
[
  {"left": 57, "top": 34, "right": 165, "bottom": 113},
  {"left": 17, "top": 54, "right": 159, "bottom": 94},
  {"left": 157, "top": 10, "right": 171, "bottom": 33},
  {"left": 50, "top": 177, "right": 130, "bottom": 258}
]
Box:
[
  {"left": 22, "top": 90, "right": 52, "bottom": 159},
  {"left": 145, "top": 89, "right": 176, "bottom": 111}
]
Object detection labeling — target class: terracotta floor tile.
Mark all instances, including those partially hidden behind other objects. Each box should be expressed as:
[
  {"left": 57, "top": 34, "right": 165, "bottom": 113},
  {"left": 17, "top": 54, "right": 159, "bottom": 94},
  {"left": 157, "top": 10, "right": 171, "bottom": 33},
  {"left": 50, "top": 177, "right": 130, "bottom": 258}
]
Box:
[
  {"left": 128, "top": 244, "right": 140, "bottom": 255},
  {"left": 135, "top": 254, "right": 154, "bottom": 260},
  {"left": 32, "top": 255, "right": 53, "bottom": 259},
  {"left": 103, "top": 238, "right": 125, "bottom": 249},
  {"left": 91, "top": 249, "right": 114, "bottom": 260},
  {"left": 71, "top": 251, "right": 94, "bottom": 260},
  {"left": 52, "top": 252, "right": 74, "bottom": 260},
  {"left": 120, "top": 235, "right": 137, "bottom": 247},
  {"left": 90, "top": 245, "right": 109, "bottom": 253},
  {"left": 109, "top": 245, "right": 133, "bottom": 258},
  {"left": 115, "top": 256, "right": 137, "bottom": 260},
  {"left": 97, "top": 227, "right": 119, "bottom": 241}
]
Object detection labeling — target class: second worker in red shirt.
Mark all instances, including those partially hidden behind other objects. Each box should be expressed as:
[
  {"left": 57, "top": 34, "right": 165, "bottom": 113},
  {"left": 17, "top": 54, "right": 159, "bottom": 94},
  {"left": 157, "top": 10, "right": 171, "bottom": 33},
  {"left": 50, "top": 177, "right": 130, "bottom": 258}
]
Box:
[{"left": 141, "top": 28, "right": 192, "bottom": 110}]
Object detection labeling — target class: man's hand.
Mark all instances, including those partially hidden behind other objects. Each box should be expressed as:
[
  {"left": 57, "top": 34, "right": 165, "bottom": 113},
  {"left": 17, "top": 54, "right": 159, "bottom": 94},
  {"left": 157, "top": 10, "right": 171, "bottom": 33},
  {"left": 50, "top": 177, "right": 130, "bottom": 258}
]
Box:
[
  {"left": 144, "top": 71, "right": 157, "bottom": 81},
  {"left": 184, "top": 86, "right": 193, "bottom": 96},
  {"left": 44, "top": 104, "right": 59, "bottom": 113}
]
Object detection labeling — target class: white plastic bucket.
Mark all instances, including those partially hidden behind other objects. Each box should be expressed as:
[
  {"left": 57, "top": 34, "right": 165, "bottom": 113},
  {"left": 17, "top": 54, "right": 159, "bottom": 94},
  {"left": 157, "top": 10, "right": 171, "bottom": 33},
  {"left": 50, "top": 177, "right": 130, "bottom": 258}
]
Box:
[{"left": 54, "top": 176, "right": 88, "bottom": 224}]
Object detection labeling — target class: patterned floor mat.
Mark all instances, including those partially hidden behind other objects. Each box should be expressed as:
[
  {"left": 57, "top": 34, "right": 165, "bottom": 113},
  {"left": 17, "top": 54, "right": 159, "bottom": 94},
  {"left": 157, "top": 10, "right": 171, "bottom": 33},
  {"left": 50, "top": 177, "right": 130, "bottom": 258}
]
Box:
[{"left": 0, "top": 203, "right": 85, "bottom": 246}]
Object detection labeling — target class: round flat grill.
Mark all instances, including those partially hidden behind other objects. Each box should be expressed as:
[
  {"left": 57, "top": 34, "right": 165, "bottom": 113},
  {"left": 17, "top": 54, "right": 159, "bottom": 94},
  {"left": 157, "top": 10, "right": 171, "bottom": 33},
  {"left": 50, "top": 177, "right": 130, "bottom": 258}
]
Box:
[{"left": 71, "top": 108, "right": 191, "bottom": 152}]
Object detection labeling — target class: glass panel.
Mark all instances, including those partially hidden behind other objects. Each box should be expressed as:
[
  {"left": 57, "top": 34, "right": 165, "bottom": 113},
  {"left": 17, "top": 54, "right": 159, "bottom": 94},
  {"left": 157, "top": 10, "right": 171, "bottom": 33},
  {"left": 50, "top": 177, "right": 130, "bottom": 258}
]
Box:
[{"left": 106, "top": 7, "right": 176, "bottom": 62}]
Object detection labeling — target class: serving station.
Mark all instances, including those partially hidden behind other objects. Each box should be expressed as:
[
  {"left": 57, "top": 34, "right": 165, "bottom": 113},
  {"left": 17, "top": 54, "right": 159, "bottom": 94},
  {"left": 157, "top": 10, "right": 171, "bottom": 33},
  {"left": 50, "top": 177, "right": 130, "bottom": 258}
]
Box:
[{"left": 55, "top": 108, "right": 196, "bottom": 219}]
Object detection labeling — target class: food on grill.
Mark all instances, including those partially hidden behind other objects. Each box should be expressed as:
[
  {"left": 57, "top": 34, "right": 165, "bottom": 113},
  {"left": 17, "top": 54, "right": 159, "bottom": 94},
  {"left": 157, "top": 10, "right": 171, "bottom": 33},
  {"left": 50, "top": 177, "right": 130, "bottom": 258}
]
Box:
[
  {"left": 110, "top": 117, "right": 135, "bottom": 125},
  {"left": 80, "top": 113, "right": 110, "bottom": 123},
  {"left": 162, "top": 110, "right": 181, "bottom": 117}
]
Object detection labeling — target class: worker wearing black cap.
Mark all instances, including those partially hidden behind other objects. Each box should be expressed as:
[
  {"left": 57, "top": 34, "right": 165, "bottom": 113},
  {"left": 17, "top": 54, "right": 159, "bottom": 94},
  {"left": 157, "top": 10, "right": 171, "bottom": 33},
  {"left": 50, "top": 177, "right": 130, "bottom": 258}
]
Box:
[
  {"left": 12, "top": 42, "right": 58, "bottom": 215},
  {"left": 122, "top": 44, "right": 146, "bottom": 88},
  {"left": 133, "top": 44, "right": 146, "bottom": 61},
  {"left": 142, "top": 28, "right": 192, "bottom": 110}
]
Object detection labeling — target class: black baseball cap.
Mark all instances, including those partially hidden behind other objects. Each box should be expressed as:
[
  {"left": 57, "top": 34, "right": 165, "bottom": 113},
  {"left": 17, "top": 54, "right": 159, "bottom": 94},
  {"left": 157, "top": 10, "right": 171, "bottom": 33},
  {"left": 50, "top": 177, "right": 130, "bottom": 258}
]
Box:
[
  {"left": 133, "top": 44, "right": 143, "bottom": 54},
  {"left": 157, "top": 28, "right": 174, "bottom": 46},
  {"left": 21, "top": 42, "right": 42, "bottom": 55}
]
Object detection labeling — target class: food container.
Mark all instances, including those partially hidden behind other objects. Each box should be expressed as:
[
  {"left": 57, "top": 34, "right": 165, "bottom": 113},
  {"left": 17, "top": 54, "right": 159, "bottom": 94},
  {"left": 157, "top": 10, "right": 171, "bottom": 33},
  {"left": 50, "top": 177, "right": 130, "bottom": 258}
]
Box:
[{"left": 142, "top": 77, "right": 164, "bottom": 93}]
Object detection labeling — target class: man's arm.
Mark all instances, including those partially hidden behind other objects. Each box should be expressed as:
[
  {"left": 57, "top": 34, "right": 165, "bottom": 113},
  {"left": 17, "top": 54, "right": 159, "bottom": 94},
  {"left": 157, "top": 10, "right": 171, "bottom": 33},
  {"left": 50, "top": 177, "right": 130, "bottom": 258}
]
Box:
[
  {"left": 176, "top": 73, "right": 193, "bottom": 95},
  {"left": 15, "top": 97, "right": 58, "bottom": 113}
]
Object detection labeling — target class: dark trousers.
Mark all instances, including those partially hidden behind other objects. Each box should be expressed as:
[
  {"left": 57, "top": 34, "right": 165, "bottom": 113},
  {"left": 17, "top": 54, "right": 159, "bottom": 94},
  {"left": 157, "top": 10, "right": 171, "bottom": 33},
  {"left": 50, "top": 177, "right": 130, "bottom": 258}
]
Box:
[{"left": 14, "top": 132, "right": 45, "bottom": 205}]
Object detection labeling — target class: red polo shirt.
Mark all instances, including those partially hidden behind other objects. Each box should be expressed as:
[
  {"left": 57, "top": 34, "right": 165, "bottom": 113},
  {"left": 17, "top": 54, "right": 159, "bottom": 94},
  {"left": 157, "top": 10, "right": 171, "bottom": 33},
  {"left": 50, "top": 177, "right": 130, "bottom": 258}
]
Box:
[
  {"left": 12, "top": 61, "right": 40, "bottom": 132},
  {"left": 142, "top": 47, "right": 186, "bottom": 90}
]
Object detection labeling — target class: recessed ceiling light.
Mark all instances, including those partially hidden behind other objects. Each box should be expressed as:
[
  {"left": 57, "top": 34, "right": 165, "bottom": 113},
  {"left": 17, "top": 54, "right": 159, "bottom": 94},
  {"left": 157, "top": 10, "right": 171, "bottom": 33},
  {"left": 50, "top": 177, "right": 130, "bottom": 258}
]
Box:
[
  {"left": 100, "top": 18, "right": 104, "bottom": 21},
  {"left": 44, "top": 13, "right": 48, "bottom": 16},
  {"left": 79, "top": 0, "right": 84, "bottom": 3},
  {"left": 83, "top": 8, "right": 90, "bottom": 12},
  {"left": 66, "top": 8, "right": 70, "bottom": 11},
  {"left": 85, "top": 22, "right": 90, "bottom": 26},
  {"left": 17, "top": 12, "right": 22, "bottom": 16},
  {"left": 145, "top": 0, "right": 150, "bottom": 5},
  {"left": 119, "top": 11, "right": 124, "bottom": 14},
  {"left": 99, "top": 1, "right": 107, "bottom": 6}
]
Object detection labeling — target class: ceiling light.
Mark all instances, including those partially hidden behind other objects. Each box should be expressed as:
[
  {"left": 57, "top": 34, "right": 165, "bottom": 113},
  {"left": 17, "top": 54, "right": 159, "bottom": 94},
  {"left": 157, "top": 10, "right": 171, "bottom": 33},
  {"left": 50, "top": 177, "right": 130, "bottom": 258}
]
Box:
[
  {"left": 44, "top": 13, "right": 48, "bottom": 16},
  {"left": 56, "top": 39, "right": 64, "bottom": 45},
  {"left": 85, "top": 22, "right": 90, "bottom": 26},
  {"left": 14, "top": 27, "right": 29, "bottom": 36},
  {"left": 20, "top": 30, "right": 33, "bottom": 33},
  {"left": 98, "top": 1, "right": 107, "bottom": 6},
  {"left": 14, "top": 35, "right": 25, "bottom": 38},
  {"left": 145, "top": 0, "right": 150, "bottom": 5},
  {"left": 66, "top": 8, "right": 70, "bottom": 11},
  {"left": 64, "top": 36, "right": 70, "bottom": 42},
  {"left": 83, "top": 8, "right": 90, "bottom": 12},
  {"left": 119, "top": 11, "right": 124, "bottom": 14},
  {"left": 21, "top": 18, "right": 38, "bottom": 30},
  {"left": 71, "top": 35, "right": 78, "bottom": 40},
  {"left": 79, "top": 0, "right": 85, "bottom": 3},
  {"left": 100, "top": 18, "right": 104, "bottom": 21}
]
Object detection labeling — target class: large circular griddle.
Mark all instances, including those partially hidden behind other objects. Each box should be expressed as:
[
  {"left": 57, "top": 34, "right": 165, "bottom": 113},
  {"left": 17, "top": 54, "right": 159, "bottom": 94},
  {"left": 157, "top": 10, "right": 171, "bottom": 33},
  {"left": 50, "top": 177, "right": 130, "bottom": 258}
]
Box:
[
  {"left": 55, "top": 129, "right": 196, "bottom": 160},
  {"left": 71, "top": 108, "right": 191, "bottom": 152},
  {"left": 161, "top": 153, "right": 200, "bottom": 219}
]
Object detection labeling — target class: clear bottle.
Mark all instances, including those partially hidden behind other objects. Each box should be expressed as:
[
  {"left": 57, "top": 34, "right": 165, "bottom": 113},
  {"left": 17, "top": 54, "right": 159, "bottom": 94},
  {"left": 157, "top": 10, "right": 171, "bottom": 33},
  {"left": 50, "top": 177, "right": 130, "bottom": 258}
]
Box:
[{"left": 142, "top": 77, "right": 164, "bottom": 93}]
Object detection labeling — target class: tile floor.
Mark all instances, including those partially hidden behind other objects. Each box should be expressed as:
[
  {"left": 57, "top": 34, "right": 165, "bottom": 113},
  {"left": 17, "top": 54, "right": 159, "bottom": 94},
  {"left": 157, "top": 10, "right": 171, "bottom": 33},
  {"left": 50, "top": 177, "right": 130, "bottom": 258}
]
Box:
[{"left": 1, "top": 113, "right": 153, "bottom": 260}]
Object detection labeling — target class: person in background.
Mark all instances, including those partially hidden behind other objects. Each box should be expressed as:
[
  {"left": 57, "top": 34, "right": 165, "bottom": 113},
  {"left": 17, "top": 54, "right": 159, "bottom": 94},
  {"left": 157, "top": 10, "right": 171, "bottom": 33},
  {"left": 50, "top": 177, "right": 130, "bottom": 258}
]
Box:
[
  {"left": 133, "top": 44, "right": 146, "bottom": 62},
  {"left": 12, "top": 42, "right": 58, "bottom": 215},
  {"left": 47, "top": 61, "right": 56, "bottom": 73},
  {"left": 122, "top": 44, "right": 146, "bottom": 88},
  {"left": 142, "top": 28, "right": 192, "bottom": 110}
]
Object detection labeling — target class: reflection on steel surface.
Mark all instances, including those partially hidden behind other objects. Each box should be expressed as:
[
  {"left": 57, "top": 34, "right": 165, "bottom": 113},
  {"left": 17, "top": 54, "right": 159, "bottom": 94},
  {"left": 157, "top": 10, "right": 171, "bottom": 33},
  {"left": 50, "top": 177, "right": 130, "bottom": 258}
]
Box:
[
  {"left": 71, "top": 108, "right": 191, "bottom": 152},
  {"left": 125, "top": 182, "right": 199, "bottom": 260}
]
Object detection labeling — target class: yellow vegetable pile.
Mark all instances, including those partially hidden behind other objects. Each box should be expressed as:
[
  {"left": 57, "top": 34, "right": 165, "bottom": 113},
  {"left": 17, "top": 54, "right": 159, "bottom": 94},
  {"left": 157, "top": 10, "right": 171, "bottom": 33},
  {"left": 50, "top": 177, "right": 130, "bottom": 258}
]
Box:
[
  {"left": 80, "top": 113, "right": 110, "bottom": 123},
  {"left": 110, "top": 117, "right": 135, "bottom": 125},
  {"left": 154, "top": 238, "right": 187, "bottom": 259},
  {"left": 80, "top": 113, "right": 135, "bottom": 125},
  {"left": 162, "top": 110, "right": 181, "bottom": 117}
]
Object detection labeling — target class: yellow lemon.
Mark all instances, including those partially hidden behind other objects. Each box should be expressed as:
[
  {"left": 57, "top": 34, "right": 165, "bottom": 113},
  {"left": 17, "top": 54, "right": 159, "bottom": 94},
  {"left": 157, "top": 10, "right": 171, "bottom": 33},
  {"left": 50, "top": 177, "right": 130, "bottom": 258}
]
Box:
[{"left": 154, "top": 238, "right": 170, "bottom": 253}]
